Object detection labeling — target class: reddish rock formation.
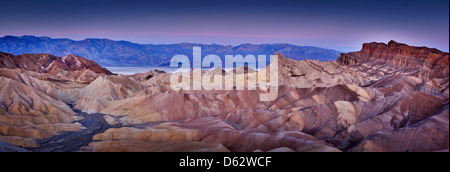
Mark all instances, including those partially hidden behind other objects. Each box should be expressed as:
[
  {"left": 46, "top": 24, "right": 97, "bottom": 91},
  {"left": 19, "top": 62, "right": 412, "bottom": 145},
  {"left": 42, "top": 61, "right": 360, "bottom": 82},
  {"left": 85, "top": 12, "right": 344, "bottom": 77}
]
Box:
[
  {"left": 46, "top": 54, "right": 112, "bottom": 75},
  {"left": 0, "top": 52, "right": 112, "bottom": 75},
  {"left": 337, "top": 40, "right": 449, "bottom": 68},
  {"left": 0, "top": 52, "right": 57, "bottom": 71}
]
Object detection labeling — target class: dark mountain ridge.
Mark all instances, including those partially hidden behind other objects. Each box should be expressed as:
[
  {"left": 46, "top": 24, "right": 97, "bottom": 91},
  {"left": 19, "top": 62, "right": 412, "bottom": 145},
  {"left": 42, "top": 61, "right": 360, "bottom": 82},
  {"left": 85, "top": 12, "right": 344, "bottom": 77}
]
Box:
[{"left": 0, "top": 35, "right": 342, "bottom": 67}]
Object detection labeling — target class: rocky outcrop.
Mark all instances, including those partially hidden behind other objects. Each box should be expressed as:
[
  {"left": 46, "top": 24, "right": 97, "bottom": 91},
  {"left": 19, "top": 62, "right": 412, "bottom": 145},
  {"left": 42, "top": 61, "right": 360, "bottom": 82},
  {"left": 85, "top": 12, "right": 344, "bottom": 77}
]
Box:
[
  {"left": 45, "top": 54, "right": 113, "bottom": 75},
  {"left": 337, "top": 40, "right": 449, "bottom": 68},
  {"left": 0, "top": 52, "right": 57, "bottom": 72},
  {"left": 0, "top": 52, "right": 112, "bottom": 77}
]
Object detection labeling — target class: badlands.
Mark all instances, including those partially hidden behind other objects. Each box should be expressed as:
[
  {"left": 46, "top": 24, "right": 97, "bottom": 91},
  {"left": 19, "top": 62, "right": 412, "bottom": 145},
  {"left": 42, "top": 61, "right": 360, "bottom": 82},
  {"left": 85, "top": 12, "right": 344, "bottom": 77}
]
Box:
[{"left": 0, "top": 41, "right": 448, "bottom": 152}]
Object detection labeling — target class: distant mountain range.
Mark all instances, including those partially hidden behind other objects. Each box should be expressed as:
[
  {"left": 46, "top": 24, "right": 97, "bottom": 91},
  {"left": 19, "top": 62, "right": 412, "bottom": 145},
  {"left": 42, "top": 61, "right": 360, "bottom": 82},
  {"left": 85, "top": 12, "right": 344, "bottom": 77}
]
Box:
[{"left": 0, "top": 35, "right": 342, "bottom": 67}]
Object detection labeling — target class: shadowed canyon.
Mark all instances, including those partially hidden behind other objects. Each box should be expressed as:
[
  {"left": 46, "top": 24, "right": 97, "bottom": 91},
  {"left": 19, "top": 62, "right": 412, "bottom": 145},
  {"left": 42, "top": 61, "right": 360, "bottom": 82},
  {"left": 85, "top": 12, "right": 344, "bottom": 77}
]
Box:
[{"left": 0, "top": 41, "right": 448, "bottom": 152}]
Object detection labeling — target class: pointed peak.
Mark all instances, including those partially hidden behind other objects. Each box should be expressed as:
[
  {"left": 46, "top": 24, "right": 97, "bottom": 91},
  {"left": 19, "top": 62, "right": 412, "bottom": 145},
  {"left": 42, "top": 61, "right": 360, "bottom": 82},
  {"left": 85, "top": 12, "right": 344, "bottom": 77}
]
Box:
[
  {"left": 388, "top": 40, "right": 397, "bottom": 44},
  {"left": 388, "top": 40, "right": 400, "bottom": 47},
  {"left": 273, "top": 52, "right": 283, "bottom": 58},
  {"left": 273, "top": 52, "right": 289, "bottom": 64}
]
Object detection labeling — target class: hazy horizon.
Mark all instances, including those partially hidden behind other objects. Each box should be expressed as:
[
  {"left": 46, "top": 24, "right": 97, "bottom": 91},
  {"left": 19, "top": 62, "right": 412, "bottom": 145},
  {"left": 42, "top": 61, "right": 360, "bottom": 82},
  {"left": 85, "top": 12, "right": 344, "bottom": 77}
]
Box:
[
  {"left": 3, "top": 35, "right": 449, "bottom": 54},
  {"left": 1, "top": 34, "right": 347, "bottom": 52}
]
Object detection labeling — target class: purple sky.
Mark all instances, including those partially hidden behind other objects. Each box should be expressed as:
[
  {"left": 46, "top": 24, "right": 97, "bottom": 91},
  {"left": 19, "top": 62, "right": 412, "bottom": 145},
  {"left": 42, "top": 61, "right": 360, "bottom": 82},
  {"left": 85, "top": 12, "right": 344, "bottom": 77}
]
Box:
[{"left": 0, "top": 0, "right": 448, "bottom": 52}]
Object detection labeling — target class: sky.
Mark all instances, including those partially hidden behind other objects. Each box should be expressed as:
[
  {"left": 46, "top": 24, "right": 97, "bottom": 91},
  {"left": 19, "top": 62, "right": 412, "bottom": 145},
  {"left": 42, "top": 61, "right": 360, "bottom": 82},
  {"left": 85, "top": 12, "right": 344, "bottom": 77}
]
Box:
[{"left": 0, "top": 0, "right": 448, "bottom": 52}]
